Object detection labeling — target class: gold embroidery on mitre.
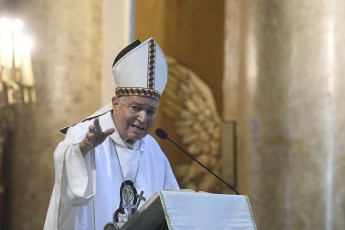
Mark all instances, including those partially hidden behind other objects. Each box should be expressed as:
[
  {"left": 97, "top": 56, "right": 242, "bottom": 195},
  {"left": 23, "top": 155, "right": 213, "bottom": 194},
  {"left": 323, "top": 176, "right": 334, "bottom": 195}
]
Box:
[
  {"left": 116, "top": 87, "right": 161, "bottom": 100},
  {"left": 147, "top": 39, "right": 156, "bottom": 90}
]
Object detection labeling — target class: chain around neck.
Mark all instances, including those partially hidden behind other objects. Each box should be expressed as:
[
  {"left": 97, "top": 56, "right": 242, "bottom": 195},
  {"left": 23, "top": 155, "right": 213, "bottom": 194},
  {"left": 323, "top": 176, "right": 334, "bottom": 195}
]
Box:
[{"left": 112, "top": 139, "right": 140, "bottom": 185}]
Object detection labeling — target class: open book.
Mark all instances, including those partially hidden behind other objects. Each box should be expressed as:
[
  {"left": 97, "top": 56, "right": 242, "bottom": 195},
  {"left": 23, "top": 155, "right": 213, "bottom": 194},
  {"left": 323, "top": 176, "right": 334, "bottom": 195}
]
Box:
[{"left": 105, "top": 190, "right": 256, "bottom": 230}]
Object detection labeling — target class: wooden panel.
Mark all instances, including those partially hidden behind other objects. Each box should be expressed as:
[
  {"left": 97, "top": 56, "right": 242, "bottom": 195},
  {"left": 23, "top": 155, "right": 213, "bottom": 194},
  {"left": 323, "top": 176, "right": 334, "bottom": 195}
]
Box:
[{"left": 135, "top": 0, "right": 225, "bottom": 191}]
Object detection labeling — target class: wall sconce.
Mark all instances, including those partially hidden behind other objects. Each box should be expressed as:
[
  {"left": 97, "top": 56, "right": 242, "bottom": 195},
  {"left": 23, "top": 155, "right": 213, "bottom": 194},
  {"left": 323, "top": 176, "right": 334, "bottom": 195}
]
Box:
[
  {"left": 0, "top": 17, "right": 36, "bottom": 229},
  {"left": 0, "top": 17, "right": 36, "bottom": 106}
]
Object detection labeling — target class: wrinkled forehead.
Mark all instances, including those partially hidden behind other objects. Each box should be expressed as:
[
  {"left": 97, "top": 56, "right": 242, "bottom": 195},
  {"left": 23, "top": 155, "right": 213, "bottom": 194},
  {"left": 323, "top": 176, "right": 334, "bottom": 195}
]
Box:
[{"left": 122, "top": 95, "right": 159, "bottom": 109}]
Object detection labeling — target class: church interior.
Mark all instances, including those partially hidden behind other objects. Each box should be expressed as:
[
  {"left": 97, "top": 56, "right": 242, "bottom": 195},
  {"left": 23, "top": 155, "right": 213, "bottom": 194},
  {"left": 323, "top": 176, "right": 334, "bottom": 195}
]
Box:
[{"left": 1, "top": 0, "right": 345, "bottom": 229}]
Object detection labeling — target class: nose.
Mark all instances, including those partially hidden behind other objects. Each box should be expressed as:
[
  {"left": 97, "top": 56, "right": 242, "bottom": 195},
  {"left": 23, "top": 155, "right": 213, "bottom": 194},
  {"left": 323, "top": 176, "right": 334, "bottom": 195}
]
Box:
[{"left": 137, "top": 111, "right": 147, "bottom": 123}]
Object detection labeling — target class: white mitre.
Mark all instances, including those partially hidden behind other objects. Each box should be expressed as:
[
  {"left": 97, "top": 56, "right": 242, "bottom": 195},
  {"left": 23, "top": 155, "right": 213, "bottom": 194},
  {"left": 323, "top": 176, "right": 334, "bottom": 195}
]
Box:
[
  {"left": 112, "top": 38, "right": 168, "bottom": 101},
  {"left": 60, "top": 38, "right": 167, "bottom": 134}
]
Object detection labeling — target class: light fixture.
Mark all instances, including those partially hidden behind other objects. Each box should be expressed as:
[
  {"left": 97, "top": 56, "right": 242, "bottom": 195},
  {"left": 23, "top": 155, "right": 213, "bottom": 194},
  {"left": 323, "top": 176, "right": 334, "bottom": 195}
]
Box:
[{"left": 0, "top": 17, "right": 36, "bottom": 107}]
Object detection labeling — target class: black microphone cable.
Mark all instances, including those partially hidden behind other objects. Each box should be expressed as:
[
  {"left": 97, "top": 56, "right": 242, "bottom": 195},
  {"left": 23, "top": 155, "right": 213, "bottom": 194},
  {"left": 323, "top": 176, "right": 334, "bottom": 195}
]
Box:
[{"left": 155, "top": 128, "right": 240, "bottom": 195}]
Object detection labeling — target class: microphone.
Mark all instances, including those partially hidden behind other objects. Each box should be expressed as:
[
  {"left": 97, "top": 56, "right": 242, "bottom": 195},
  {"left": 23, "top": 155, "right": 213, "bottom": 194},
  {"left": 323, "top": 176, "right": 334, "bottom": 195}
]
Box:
[
  {"left": 155, "top": 128, "right": 240, "bottom": 195},
  {"left": 155, "top": 128, "right": 168, "bottom": 139}
]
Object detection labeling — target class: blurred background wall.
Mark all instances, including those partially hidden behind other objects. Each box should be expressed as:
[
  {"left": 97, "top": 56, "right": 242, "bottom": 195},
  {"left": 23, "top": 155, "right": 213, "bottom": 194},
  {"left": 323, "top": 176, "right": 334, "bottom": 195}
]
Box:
[{"left": 0, "top": 0, "right": 345, "bottom": 229}]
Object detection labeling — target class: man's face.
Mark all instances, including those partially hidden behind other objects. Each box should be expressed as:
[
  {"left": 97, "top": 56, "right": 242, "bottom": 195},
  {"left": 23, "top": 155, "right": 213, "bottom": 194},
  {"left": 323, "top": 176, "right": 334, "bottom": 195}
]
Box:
[{"left": 112, "top": 95, "right": 158, "bottom": 143}]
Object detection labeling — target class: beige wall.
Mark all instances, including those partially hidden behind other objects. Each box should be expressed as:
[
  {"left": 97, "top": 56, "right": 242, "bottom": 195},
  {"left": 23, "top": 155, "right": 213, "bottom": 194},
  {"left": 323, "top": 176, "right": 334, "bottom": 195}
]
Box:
[
  {"left": 225, "top": 0, "right": 345, "bottom": 229},
  {"left": 102, "top": 0, "right": 135, "bottom": 105},
  {"left": 2, "top": 0, "right": 103, "bottom": 229}
]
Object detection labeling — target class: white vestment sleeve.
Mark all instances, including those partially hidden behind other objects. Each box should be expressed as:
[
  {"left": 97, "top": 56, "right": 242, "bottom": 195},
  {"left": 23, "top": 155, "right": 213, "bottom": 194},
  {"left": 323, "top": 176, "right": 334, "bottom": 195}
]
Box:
[
  {"left": 145, "top": 135, "right": 179, "bottom": 191},
  {"left": 162, "top": 154, "right": 180, "bottom": 191},
  {"left": 44, "top": 122, "right": 97, "bottom": 230},
  {"left": 65, "top": 143, "right": 96, "bottom": 206}
]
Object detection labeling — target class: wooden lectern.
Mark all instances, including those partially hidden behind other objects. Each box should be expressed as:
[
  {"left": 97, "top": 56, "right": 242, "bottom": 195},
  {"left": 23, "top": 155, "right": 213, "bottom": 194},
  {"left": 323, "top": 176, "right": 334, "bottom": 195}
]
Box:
[{"left": 104, "top": 190, "right": 256, "bottom": 230}]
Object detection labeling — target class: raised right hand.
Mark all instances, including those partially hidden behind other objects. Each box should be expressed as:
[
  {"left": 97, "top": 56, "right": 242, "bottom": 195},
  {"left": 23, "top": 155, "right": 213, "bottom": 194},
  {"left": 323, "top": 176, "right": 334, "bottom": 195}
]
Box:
[{"left": 79, "top": 118, "right": 115, "bottom": 155}]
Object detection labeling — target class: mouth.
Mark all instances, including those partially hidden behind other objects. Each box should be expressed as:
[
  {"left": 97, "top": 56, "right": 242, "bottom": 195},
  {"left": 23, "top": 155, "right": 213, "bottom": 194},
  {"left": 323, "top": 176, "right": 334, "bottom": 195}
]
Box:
[{"left": 131, "top": 124, "right": 145, "bottom": 131}]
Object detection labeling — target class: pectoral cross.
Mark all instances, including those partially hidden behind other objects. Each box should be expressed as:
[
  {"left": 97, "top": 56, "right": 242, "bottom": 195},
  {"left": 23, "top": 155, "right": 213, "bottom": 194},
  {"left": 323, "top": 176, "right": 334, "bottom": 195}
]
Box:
[{"left": 136, "top": 191, "right": 146, "bottom": 208}]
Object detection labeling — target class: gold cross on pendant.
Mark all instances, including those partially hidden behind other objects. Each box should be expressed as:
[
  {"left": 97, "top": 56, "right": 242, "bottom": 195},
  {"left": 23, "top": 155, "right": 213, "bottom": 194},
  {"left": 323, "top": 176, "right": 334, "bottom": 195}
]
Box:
[{"left": 136, "top": 191, "right": 146, "bottom": 208}]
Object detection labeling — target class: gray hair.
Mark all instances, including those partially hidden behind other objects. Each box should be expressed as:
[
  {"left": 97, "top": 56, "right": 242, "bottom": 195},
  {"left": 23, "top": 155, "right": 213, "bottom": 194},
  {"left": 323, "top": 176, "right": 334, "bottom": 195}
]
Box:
[{"left": 119, "top": 96, "right": 128, "bottom": 101}]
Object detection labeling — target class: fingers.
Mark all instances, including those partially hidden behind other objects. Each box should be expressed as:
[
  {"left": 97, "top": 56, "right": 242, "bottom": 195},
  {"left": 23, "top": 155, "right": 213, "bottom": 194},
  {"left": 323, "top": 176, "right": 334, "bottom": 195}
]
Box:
[
  {"left": 92, "top": 118, "right": 114, "bottom": 137},
  {"left": 85, "top": 119, "right": 115, "bottom": 148},
  {"left": 94, "top": 118, "right": 102, "bottom": 132},
  {"left": 88, "top": 119, "right": 101, "bottom": 135},
  {"left": 85, "top": 132, "right": 97, "bottom": 146},
  {"left": 104, "top": 128, "right": 115, "bottom": 137},
  {"left": 86, "top": 130, "right": 95, "bottom": 140},
  {"left": 89, "top": 125, "right": 96, "bottom": 133},
  {"left": 87, "top": 137, "right": 98, "bottom": 147},
  {"left": 81, "top": 118, "right": 112, "bottom": 154}
]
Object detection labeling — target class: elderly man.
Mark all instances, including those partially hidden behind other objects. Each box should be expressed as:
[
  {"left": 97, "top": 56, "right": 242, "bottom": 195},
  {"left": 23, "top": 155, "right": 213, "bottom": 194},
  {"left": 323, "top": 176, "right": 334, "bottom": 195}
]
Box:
[{"left": 44, "top": 38, "right": 179, "bottom": 230}]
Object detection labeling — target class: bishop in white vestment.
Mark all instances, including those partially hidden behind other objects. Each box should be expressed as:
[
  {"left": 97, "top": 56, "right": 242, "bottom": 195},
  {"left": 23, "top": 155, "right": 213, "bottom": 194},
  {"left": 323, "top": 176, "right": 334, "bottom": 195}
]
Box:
[{"left": 44, "top": 38, "right": 180, "bottom": 230}]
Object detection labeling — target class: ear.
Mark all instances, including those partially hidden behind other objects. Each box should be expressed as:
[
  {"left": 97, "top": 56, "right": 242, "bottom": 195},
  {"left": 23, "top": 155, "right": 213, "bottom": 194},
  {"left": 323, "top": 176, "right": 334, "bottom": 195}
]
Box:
[
  {"left": 112, "top": 96, "right": 120, "bottom": 114},
  {"left": 112, "top": 96, "right": 120, "bottom": 106}
]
